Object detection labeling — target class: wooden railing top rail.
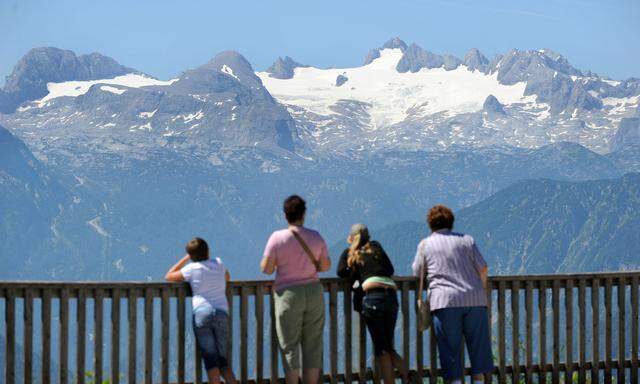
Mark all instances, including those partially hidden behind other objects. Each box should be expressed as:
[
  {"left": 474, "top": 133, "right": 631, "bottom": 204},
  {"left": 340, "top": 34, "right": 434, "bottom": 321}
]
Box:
[{"left": 0, "top": 270, "right": 638, "bottom": 292}]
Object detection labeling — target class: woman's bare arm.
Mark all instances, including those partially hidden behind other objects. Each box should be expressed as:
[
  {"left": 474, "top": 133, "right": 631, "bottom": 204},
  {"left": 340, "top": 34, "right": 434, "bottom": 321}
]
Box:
[
  {"left": 479, "top": 265, "right": 489, "bottom": 291},
  {"left": 165, "top": 255, "right": 190, "bottom": 282},
  {"left": 260, "top": 255, "right": 276, "bottom": 275}
]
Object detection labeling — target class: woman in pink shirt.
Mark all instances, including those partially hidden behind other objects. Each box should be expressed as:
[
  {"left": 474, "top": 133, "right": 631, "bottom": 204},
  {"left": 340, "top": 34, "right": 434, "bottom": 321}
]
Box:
[{"left": 260, "top": 195, "right": 331, "bottom": 384}]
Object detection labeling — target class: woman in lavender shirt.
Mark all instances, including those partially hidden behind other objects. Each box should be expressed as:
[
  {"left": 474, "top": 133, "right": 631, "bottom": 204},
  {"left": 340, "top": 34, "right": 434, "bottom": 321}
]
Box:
[{"left": 412, "top": 205, "right": 493, "bottom": 384}]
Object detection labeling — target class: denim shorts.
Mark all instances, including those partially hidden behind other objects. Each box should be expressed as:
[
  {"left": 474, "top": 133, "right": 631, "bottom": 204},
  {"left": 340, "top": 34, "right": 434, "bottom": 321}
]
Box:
[
  {"left": 192, "top": 304, "right": 229, "bottom": 370},
  {"left": 362, "top": 289, "right": 398, "bottom": 357}
]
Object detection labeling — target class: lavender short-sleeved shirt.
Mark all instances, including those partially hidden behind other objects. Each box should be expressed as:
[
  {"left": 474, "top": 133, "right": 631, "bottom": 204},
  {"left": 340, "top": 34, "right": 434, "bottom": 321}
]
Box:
[
  {"left": 411, "top": 229, "right": 488, "bottom": 311},
  {"left": 263, "top": 227, "right": 329, "bottom": 292}
]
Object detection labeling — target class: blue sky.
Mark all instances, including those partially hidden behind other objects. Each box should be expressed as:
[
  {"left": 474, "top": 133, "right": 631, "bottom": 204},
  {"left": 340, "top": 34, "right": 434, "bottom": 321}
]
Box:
[{"left": 1, "top": 0, "right": 638, "bottom": 83}]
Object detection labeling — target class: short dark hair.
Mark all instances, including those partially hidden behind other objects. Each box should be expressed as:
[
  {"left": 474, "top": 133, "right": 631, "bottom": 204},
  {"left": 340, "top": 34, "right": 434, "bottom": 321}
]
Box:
[
  {"left": 185, "top": 237, "right": 209, "bottom": 262},
  {"left": 283, "top": 195, "right": 306, "bottom": 224},
  {"left": 427, "top": 205, "right": 455, "bottom": 231}
]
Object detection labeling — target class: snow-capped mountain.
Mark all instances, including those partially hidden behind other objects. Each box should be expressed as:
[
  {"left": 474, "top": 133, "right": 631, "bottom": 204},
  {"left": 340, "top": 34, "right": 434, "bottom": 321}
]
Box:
[
  {"left": 257, "top": 38, "right": 639, "bottom": 153},
  {"left": 1, "top": 39, "right": 640, "bottom": 281},
  {"left": 2, "top": 38, "right": 639, "bottom": 159}
]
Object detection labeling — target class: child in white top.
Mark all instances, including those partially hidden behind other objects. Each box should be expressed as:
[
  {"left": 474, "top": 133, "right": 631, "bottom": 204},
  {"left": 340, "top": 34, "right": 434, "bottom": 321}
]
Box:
[{"left": 165, "top": 237, "right": 236, "bottom": 384}]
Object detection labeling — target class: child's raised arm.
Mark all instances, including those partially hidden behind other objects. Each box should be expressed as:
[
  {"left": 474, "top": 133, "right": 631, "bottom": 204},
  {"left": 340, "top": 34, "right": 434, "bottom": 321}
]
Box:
[{"left": 165, "top": 254, "right": 190, "bottom": 282}]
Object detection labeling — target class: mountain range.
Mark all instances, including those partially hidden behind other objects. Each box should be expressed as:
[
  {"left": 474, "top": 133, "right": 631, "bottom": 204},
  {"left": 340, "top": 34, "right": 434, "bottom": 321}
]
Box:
[
  {"left": 1, "top": 38, "right": 640, "bottom": 280},
  {"left": 345, "top": 173, "right": 640, "bottom": 275}
]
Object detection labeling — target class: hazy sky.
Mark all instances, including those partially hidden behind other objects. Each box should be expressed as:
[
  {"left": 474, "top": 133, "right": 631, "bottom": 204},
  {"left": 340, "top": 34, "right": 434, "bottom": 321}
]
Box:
[{"left": 1, "top": 0, "right": 638, "bottom": 83}]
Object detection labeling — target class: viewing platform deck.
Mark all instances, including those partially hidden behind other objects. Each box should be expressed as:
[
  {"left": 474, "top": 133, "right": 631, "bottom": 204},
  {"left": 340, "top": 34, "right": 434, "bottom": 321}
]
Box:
[{"left": 1, "top": 271, "right": 639, "bottom": 384}]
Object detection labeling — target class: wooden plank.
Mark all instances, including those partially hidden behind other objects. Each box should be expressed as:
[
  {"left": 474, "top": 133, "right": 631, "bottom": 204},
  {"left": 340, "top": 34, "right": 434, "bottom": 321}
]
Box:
[
  {"left": 591, "top": 278, "right": 600, "bottom": 384},
  {"left": 177, "top": 286, "right": 186, "bottom": 384},
  {"left": 617, "top": 277, "right": 626, "bottom": 384},
  {"left": 344, "top": 284, "right": 353, "bottom": 384},
  {"left": 485, "top": 281, "right": 493, "bottom": 384},
  {"left": 525, "top": 281, "right": 534, "bottom": 384},
  {"left": 604, "top": 278, "right": 612, "bottom": 384},
  {"left": 128, "top": 289, "right": 137, "bottom": 384},
  {"left": 5, "top": 289, "right": 15, "bottom": 384},
  {"left": 59, "top": 288, "right": 69, "bottom": 384},
  {"left": 144, "top": 289, "right": 153, "bottom": 384},
  {"left": 511, "top": 280, "right": 520, "bottom": 384},
  {"left": 240, "top": 286, "right": 249, "bottom": 384},
  {"left": 538, "top": 280, "right": 547, "bottom": 384},
  {"left": 24, "top": 288, "right": 33, "bottom": 384},
  {"left": 497, "top": 280, "right": 506, "bottom": 384},
  {"left": 255, "top": 286, "right": 264, "bottom": 384},
  {"left": 416, "top": 283, "right": 424, "bottom": 384},
  {"left": 41, "top": 288, "right": 52, "bottom": 384},
  {"left": 565, "top": 279, "right": 574, "bottom": 383},
  {"left": 227, "top": 285, "right": 234, "bottom": 370},
  {"left": 578, "top": 279, "right": 586, "bottom": 384},
  {"left": 401, "top": 282, "right": 410, "bottom": 376},
  {"left": 161, "top": 288, "right": 170, "bottom": 384},
  {"left": 632, "top": 276, "right": 639, "bottom": 384},
  {"left": 77, "top": 289, "right": 86, "bottom": 384},
  {"left": 329, "top": 283, "right": 338, "bottom": 384},
  {"left": 195, "top": 333, "right": 202, "bottom": 384},
  {"left": 111, "top": 288, "right": 121, "bottom": 384},
  {"left": 552, "top": 280, "right": 560, "bottom": 384},
  {"left": 270, "top": 290, "right": 278, "bottom": 384},
  {"left": 359, "top": 313, "right": 366, "bottom": 384},
  {"left": 94, "top": 288, "right": 104, "bottom": 384}
]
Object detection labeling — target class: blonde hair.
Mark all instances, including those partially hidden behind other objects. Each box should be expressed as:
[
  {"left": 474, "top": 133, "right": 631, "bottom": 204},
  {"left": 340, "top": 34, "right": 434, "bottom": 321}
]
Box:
[{"left": 347, "top": 224, "right": 371, "bottom": 268}]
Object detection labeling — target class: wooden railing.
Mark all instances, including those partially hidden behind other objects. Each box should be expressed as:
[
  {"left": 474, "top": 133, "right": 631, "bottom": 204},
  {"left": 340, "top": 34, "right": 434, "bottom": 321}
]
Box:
[{"left": 1, "top": 271, "right": 639, "bottom": 384}]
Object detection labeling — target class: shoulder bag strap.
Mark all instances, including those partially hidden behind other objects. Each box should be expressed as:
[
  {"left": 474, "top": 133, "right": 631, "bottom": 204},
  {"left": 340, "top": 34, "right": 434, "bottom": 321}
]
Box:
[
  {"left": 418, "top": 256, "right": 426, "bottom": 303},
  {"left": 290, "top": 229, "right": 322, "bottom": 272}
]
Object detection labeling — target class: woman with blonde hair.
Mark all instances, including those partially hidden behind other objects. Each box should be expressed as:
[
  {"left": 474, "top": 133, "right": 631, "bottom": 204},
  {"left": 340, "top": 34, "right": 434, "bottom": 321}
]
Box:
[{"left": 337, "top": 224, "right": 408, "bottom": 384}]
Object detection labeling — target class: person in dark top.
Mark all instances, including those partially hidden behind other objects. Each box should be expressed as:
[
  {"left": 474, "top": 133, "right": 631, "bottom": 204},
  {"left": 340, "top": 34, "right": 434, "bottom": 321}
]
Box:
[{"left": 337, "top": 224, "right": 409, "bottom": 384}]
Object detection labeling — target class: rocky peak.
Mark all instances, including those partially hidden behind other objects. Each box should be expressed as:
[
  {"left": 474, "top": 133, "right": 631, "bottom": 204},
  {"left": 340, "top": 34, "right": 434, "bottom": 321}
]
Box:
[
  {"left": 362, "top": 37, "right": 408, "bottom": 65},
  {"left": 0, "top": 47, "right": 135, "bottom": 113},
  {"left": 463, "top": 48, "right": 489, "bottom": 73},
  {"left": 611, "top": 118, "right": 640, "bottom": 152},
  {"left": 395, "top": 43, "right": 444, "bottom": 73},
  {"left": 266, "top": 56, "right": 308, "bottom": 79},
  {"left": 381, "top": 37, "right": 408, "bottom": 51},
  {"left": 442, "top": 54, "right": 462, "bottom": 71},
  {"left": 483, "top": 94, "right": 505, "bottom": 114}
]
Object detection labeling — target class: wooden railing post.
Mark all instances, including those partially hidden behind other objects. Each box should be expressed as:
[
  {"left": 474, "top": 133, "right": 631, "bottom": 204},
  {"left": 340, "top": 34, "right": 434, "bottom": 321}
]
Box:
[
  {"left": 344, "top": 283, "right": 353, "bottom": 384},
  {"left": 255, "top": 286, "right": 265, "bottom": 384},
  {"left": 511, "top": 280, "right": 520, "bottom": 384},
  {"left": 24, "top": 287, "right": 33, "bottom": 384},
  {"left": 95, "top": 288, "right": 104, "bottom": 384},
  {"left": 111, "top": 288, "right": 121, "bottom": 384},
  {"left": 524, "top": 280, "right": 533, "bottom": 384},
  {"left": 565, "top": 279, "right": 574, "bottom": 382},
  {"left": 538, "top": 280, "right": 548, "bottom": 384},
  {"left": 5, "top": 288, "right": 15, "bottom": 384},
  {"left": 578, "top": 279, "right": 587, "bottom": 384},
  {"left": 329, "top": 282, "right": 339, "bottom": 384},
  {"left": 127, "top": 288, "right": 137, "bottom": 384},
  {"left": 160, "top": 287, "right": 170, "bottom": 384},
  {"left": 632, "top": 276, "right": 639, "bottom": 384},
  {"left": 42, "top": 288, "right": 52, "bottom": 384},
  {"left": 77, "top": 288, "right": 86, "bottom": 384},
  {"left": 497, "top": 280, "right": 506, "bottom": 384},
  {"left": 592, "top": 278, "right": 600, "bottom": 384},
  {"left": 617, "top": 277, "right": 626, "bottom": 384},
  {"left": 604, "top": 278, "right": 613, "bottom": 384}
]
